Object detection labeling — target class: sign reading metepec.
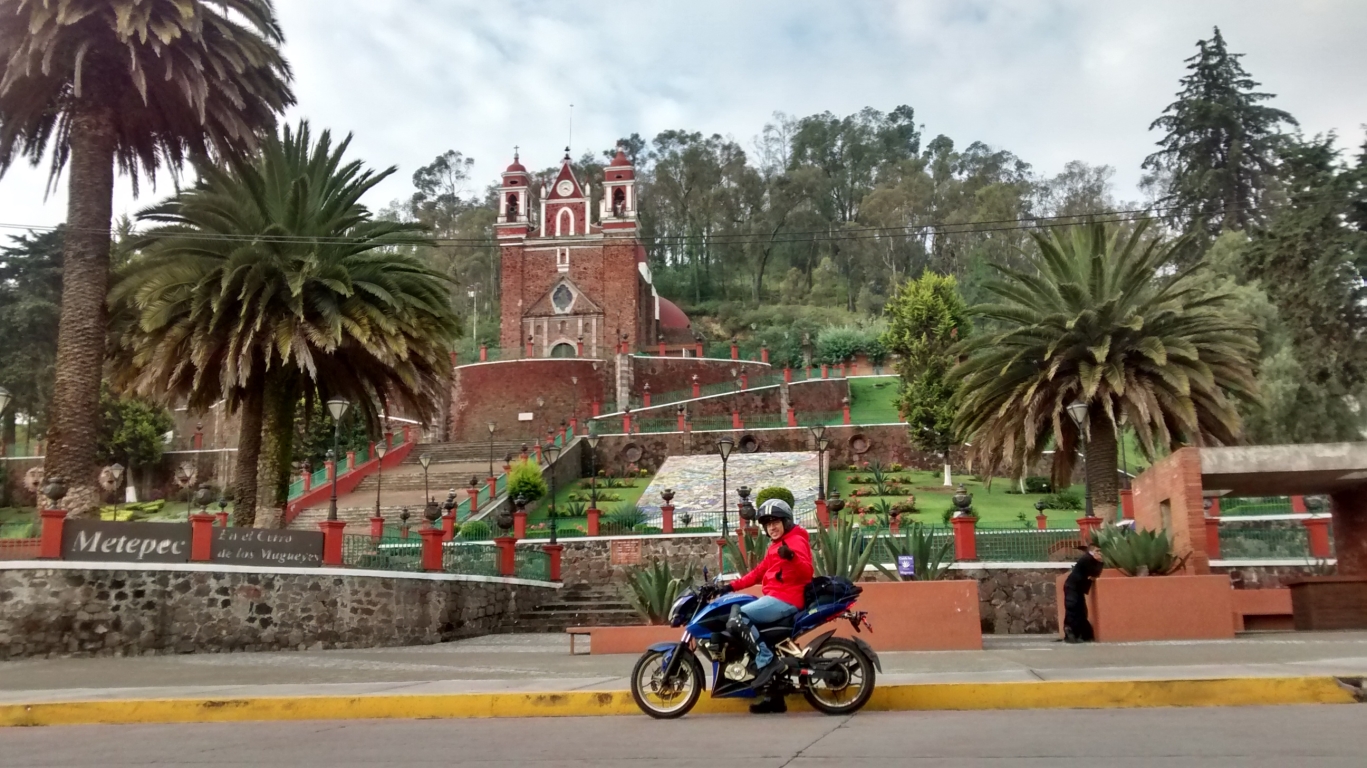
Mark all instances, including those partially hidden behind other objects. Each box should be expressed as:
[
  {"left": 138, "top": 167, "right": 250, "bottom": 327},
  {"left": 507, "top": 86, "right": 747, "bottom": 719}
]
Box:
[{"left": 62, "top": 519, "right": 191, "bottom": 563}]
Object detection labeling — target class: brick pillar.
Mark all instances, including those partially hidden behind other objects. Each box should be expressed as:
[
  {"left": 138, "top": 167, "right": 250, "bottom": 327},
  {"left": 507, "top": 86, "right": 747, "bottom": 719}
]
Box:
[
  {"left": 192, "top": 427, "right": 203, "bottom": 451},
  {"left": 952, "top": 516, "right": 977, "bottom": 561},
  {"left": 1077, "top": 515, "right": 1102, "bottom": 544},
  {"left": 570, "top": 416, "right": 578, "bottom": 433},
  {"left": 302, "top": 469, "right": 312, "bottom": 492},
  {"left": 1119, "top": 489, "right": 1135, "bottom": 520},
  {"left": 39, "top": 509, "right": 67, "bottom": 559},
  {"left": 643, "top": 384, "right": 652, "bottom": 407},
  {"left": 467, "top": 484, "right": 480, "bottom": 514},
  {"left": 661, "top": 504, "right": 675, "bottom": 534},
  {"left": 370, "top": 515, "right": 385, "bottom": 542},
  {"left": 740, "top": 373, "right": 748, "bottom": 390},
  {"left": 761, "top": 345, "right": 770, "bottom": 364},
  {"left": 658, "top": 341, "right": 666, "bottom": 357},
  {"left": 787, "top": 407, "right": 797, "bottom": 428},
  {"left": 190, "top": 513, "right": 215, "bottom": 562},
  {"left": 587, "top": 507, "right": 601, "bottom": 536},
  {"left": 1036, "top": 513, "right": 1048, "bottom": 530},
  {"left": 326, "top": 459, "right": 336, "bottom": 482},
  {"left": 815, "top": 498, "right": 830, "bottom": 528},
  {"left": 513, "top": 509, "right": 527, "bottom": 540},
  {"left": 485, "top": 476, "right": 496, "bottom": 500},
  {"left": 479, "top": 344, "right": 488, "bottom": 362},
  {"left": 443, "top": 512, "right": 456, "bottom": 542},
  {"left": 677, "top": 410, "right": 686, "bottom": 432},
  {"left": 1329, "top": 487, "right": 1367, "bottom": 576},
  {"left": 730, "top": 340, "right": 739, "bottom": 360},
  {"left": 732, "top": 409, "right": 742, "bottom": 430},
  {"left": 495, "top": 537, "right": 516, "bottom": 576},
  {"left": 215, "top": 510, "right": 229, "bottom": 528},
  {"left": 623, "top": 411, "right": 632, "bottom": 434},
  {"left": 695, "top": 340, "right": 704, "bottom": 358},
  {"left": 577, "top": 337, "right": 585, "bottom": 357},
  {"left": 592, "top": 400, "right": 601, "bottom": 417},
  {"left": 1205, "top": 517, "right": 1222, "bottom": 560},
  {"left": 842, "top": 399, "right": 851, "bottom": 425},
  {"left": 420, "top": 527, "right": 444, "bottom": 572},
  {"left": 783, "top": 366, "right": 792, "bottom": 384},
  {"left": 544, "top": 543, "right": 564, "bottom": 581},
  {"left": 692, "top": 377, "right": 701, "bottom": 398},
  {"left": 346, "top": 451, "right": 356, "bottom": 472},
  {"left": 1291, "top": 495, "right": 1308, "bottom": 513},
  {"left": 526, "top": 335, "right": 534, "bottom": 358},
  {"left": 318, "top": 520, "right": 345, "bottom": 566},
  {"left": 1303, "top": 516, "right": 1332, "bottom": 559},
  {"left": 533, "top": 443, "right": 542, "bottom": 463}
]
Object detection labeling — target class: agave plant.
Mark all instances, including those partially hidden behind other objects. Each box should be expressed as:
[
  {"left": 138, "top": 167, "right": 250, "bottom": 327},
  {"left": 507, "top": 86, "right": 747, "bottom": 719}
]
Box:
[
  {"left": 623, "top": 559, "right": 697, "bottom": 625},
  {"left": 876, "top": 522, "right": 954, "bottom": 581},
  {"left": 867, "top": 460, "right": 892, "bottom": 496},
  {"left": 722, "top": 528, "right": 769, "bottom": 574},
  {"left": 604, "top": 504, "right": 648, "bottom": 534},
  {"left": 1092, "top": 524, "right": 1187, "bottom": 576},
  {"left": 812, "top": 517, "right": 881, "bottom": 581}
]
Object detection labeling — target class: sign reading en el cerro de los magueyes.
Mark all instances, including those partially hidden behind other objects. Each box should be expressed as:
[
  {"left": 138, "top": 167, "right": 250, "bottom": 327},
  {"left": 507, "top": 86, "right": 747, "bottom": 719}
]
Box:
[
  {"left": 210, "top": 527, "right": 323, "bottom": 567},
  {"left": 61, "top": 519, "right": 192, "bottom": 563}
]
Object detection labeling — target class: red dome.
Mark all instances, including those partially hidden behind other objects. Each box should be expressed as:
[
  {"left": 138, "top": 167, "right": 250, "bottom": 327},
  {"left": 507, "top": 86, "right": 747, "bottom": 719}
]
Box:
[
  {"left": 659, "top": 297, "right": 691, "bottom": 329},
  {"left": 609, "top": 147, "right": 631, "bottom": 167},
  {"left": 505, "top": 153, "right": 527, "bottom": 173}
]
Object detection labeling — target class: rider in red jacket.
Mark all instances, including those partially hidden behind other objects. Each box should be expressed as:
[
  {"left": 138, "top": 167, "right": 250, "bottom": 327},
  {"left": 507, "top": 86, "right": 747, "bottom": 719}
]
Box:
[{"left": 721, "top": 497, "right": 813, "bottom": 711}]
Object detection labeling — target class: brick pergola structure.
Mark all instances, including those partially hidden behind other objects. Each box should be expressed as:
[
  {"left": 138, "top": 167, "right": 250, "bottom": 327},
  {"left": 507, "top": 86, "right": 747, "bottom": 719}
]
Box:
[{"left": 1132, "top": 443, "right": 1367, "bottom": 575}]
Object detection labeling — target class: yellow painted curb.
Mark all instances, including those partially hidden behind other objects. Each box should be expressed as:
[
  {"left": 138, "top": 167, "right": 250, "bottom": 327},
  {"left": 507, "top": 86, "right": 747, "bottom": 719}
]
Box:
[{"left": 0, "top": 677, "right": 1355, "bottom": 727}]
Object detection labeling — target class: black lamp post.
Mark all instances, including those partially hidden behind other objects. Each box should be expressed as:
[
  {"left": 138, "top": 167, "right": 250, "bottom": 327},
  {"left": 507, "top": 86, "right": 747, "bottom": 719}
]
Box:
[
  {"left": 0, "top": 385, "right": 9, "bottom": 507},
  {"left": 586, "top": 431, "right": 601, "bottom": 510},
  {"left": 419, "top": 453, "right": 432, "bottom": 505},
  {"left": 718, "top": 437, "right": 734, "bottom": 571},
  {"left": 374, "top": 441, "right": 388, "bottom": 519},
  {"left": 1066, "top": 401, "right": 1095, "bottom": 519},
  {"left": 325, "top": 396, "right": 350, "bottom": 521},
  {"left": 486, "top": 421, "right": 496, "bottom": 478},
  {"left": 809, "top": 424, "right": 828, "bottom": 500},
  {"left": 545, "top": 443, "right": 561, "bottom": 545}
]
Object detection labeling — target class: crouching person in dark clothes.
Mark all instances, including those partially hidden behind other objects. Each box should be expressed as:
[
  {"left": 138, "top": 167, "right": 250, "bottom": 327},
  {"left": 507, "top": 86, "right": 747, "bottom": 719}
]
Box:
[{"left": 1063, "top": 544, "right": 1105, "bottom": 643}]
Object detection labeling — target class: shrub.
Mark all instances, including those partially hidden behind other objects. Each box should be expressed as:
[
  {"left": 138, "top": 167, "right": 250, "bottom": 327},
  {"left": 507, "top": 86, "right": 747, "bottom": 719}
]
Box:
[
  {"left": 604, "top": 504, "right": 648, "bottom": 534},
  {"left": 623, "top": 559, "right": 697, "bottom": 624},
  {"left": 755, "top": 486, "right": 795, "bottom": 509},
  {"left": 811, "top": 517, "right": 881, "bottom": 581},
  {"left": 1024, "top": 476, "right": 1053, "bottom": 494},
  {"left": 1041, "top": 489, "right": 1083, "bottom": 510},
  {"left": 458, "top": 521, "right": 491, "bottom": 540},
  {"left": 815, "top": 322, "right": 889, "bottom": 365},
  {"left": 1092, "top": 524, "right": 1187, "bottom": 576},
  {"left": 876, "top": 522, "right": 954, "bottom": 581},
  {"left": 506, "top": 459, "right": 547, "bottom": 503}
]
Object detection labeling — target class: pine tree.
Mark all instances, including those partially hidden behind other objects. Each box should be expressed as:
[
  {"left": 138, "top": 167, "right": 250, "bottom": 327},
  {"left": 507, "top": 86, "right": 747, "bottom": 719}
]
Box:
[{"left": 1143, "top": 27, "right": 1296, "bottom": 238}]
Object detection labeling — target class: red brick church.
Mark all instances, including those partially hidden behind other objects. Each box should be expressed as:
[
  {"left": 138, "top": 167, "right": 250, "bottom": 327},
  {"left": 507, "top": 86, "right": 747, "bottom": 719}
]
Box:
[{"left": 494, "top": 146, "right": 694, "bottom": 358}]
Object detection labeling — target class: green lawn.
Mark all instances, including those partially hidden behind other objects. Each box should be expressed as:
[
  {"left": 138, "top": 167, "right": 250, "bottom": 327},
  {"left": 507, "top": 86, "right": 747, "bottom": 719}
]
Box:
[
  {"left": 829, "top": 469, "right": 1088, "bottom": 529},
  {"left": 847, "top": 376, "right": 902, "bottom": 424}
]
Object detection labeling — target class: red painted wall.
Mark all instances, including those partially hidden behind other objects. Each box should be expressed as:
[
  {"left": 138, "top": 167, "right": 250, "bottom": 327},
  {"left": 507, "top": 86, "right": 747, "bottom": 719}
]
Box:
[{"left": 449, "top": 359, "right": 610, "bottom": 444}]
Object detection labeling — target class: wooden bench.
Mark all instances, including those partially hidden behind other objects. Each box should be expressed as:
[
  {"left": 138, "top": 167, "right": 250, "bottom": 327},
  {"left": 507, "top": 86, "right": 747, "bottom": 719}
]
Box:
[
  {"left": 567, "top": 627, "right": 592, "bottom": 655},
  {"left": 565, "top": 625, "right": 682, "bottom": 655}
]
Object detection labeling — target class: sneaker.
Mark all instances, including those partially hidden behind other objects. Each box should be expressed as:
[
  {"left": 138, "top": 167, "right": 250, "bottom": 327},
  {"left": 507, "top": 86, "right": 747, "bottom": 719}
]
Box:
[{"left": 749, "top": 696, "right": 788, "bottom": 715}]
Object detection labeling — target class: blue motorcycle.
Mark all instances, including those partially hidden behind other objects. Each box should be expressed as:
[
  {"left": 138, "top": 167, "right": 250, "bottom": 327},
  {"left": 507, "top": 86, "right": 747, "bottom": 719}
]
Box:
[{"left": 630, "top": 573, "right": 879, "bottom": 718}]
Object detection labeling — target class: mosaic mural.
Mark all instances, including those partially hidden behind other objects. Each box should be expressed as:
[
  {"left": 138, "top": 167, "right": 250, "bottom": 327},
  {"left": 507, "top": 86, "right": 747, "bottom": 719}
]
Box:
[{"left": 638, "top": 451, "right": 821, "bottom": 527}]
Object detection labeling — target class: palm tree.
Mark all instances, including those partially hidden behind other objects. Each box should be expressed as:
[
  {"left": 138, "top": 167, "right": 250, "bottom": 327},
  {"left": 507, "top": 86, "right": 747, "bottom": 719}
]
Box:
[
  {"left": 0, "top": 1, "right": 293, "bottom": 514},
  {"left": 951, "top": 220, "right": 1259, "bottom": 519},
  {"left": 111, "top": 122, "right": 459, "bottom": 526}
]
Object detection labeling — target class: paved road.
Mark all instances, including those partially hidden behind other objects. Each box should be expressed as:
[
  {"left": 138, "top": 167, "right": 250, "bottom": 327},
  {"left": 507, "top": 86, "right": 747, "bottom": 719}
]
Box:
[
  {"left": 4, "top": 632, "right": 1367, "bottom": 704},
  {"left": 1, "top": 706, "right": 1363, "bottom": 767}
]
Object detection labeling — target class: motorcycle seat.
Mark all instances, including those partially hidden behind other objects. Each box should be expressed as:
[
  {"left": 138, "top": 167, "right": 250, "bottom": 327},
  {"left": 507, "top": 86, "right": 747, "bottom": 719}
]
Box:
[{"left": 756, "top": 614, "right": 796, "bottom": 643}]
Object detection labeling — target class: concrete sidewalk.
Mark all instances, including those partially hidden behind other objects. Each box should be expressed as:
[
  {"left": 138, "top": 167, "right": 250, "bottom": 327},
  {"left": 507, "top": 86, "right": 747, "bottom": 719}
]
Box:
[{"left": 3, "top": 631, "right": 1366, "bottom": 706}]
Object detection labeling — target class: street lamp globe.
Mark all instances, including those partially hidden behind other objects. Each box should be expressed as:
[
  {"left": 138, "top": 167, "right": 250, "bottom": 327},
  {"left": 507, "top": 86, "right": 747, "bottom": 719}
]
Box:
[
  {"left": 419, "top": 453, "right": 431, "bottom": 469},
  {"left": 545, "top": 444, "right": 561, "bottom": 464},
  {"left": 586, "top": 435, "right": 601, "bottom": 451},
  {"left": 487, "top": 422, "right": 496, "bottom": 436},
  {"left": 375, "top": 442, "right": 388, "bottom": 460},
  {"left": 1066, "top": 401, "right": 1089, "bottom": 430},
  {"left": 326, "top": 396, "right": 350, "bottom": 422},
  {"left": 718, "top": 437, "right": 734, "bottom": 461}
]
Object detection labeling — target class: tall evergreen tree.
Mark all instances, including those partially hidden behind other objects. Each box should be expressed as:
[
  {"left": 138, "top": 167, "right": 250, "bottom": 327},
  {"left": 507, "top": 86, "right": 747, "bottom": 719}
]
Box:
[{"left": 1143, "top": 27, "right": 1296, "bottom": 238}]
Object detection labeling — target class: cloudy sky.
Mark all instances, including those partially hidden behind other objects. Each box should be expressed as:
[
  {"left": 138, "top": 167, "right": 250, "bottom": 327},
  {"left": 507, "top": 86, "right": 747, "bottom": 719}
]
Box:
[{"left": 2, "top": 0, "right": 1365, "bottom": 230}]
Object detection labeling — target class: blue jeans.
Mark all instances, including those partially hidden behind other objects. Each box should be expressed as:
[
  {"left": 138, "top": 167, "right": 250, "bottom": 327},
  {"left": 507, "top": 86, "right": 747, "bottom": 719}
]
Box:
[{"left": 740, "top": 596, "right": 798, "bottom": 668}]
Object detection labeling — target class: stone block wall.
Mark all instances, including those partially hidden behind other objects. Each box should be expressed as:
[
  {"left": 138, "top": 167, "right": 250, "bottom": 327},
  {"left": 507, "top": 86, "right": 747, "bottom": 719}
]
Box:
[
  {"left": 449, "top": 359, "right": 610, "bottom": 443},
  {"left": 0, "top": 566, "right": 555, "bottom": 660},
  {"left": 631, "top": 356, "right": 772, "bottom": 401}
]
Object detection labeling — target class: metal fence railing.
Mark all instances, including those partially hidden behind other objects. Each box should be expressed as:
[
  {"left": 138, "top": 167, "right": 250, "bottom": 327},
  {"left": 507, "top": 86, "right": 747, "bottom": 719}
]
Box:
[
  {"left": 1219, "top": 519, "right": 1317, "bottom": 559},
  {"left": 0, "top": 521, "right": 39, "bottom": 560},
  {"left": 514, "top": 548, "right": 551, "bottom": 581},
  {"left": 442, "top": 542, "right": 501, "bottom": 577},
  {"left": 1220, "top": 496, "right": 1295, "bottom": 516}
]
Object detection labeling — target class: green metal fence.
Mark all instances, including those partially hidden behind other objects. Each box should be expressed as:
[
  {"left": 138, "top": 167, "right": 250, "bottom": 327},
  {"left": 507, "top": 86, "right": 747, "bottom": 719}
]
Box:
[
  {"left": 442, "top": 542, "right": 501, "bottom": 576},
  {"left": 1220, "top": 496, "right": 1295, "bottom": 516},
  {"left": 514, "top": 547, "right": 551, "bottom": 580},
  {"left": 1219, "top": 520, "right": 1315, "bottom": 559}
]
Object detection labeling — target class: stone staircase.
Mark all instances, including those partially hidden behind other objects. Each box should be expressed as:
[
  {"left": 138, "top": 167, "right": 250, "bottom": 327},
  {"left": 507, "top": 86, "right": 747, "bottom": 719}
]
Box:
[
  {"left": 288, "top": 504, "right": 379, "bottom": 529},
  {"left": 517, "top": 583, "right": 643, "bottom": 632},
  {"left": 407, "top": 440, "right": 527, "bottom": 465}
]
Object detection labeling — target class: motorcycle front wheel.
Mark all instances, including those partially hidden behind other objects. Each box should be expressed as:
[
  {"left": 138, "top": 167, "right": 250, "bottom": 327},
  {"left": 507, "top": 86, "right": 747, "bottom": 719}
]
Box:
[
  {"left": 802, "top": 637, "right": 876, "bottom": 715},
  {"left": 630, "top": 646, "right": 704, "bottom": 719}
]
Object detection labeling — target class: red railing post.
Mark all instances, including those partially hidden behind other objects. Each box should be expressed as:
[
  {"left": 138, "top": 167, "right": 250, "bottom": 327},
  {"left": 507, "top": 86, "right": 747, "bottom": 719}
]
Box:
[
  {"left": 783, "top": 366, "right": 792, "bottom": 384},
  {"left": 496, "top": 537, "right": 516, "bottom": 576},
  {"left": 544, "top": 543, "right": 564, "bottom": 581},
  {"left": 301, "top": 469, "right": 312, "bottom": 492},
  {"left": 787, "top": 407, "right": 797, "bottom": 428},
  {"left": 761, "top": 344, "right": 770, "bottom": 364},
  {"left": 661, "top": 504, "right": 675, "bottom": 534},
  {"left": 643, "top": 384, "right": 652, "bottom": 408},
  {"left": 815, "top": 498, "right": 829, "bottom": 528},
  {"left": 1120, "top": 489, "right": 1135, "bottom": 520},
  {"left": 370, "top": 514, "right": 385, "bottom": 543},
  {"left": 730, "top": 340, "right": 739, "bottom": 360},
  {"left": 694, "top": 340, "right": 704, "bottom": 358},
  {"left": 346, "top": 451, "right": 356, "bottom": 472},
  {"left": 479, "top": 344, "right": 488, "bottom": 362},
  {"left": 319, "top": 520, "right": 345, "bottom": 566},
  {"left": 420, "top": 526, "right": 444, "bottom": 572},
  {"left": 732, "top": 409, "right": 742, "bottom": 430},
  {"left": 692, "top": 376, "right": 701, "bottom": 398},
  {"left": 38, "top": 508, "right": 67, "bottom": 559},
  {"left": 740, "top": 373, "right": 748, "bottom": 390},
  {"left": 443, "top": 510, "right": 456, "bottom": 542},
  {"left": 1076, "top": 515, "right": 1102, "bottom": 544},
  {"left": 821, "top": 364, "right": 829, "bottom": 379},
  {"left": 467, "top": 484, "right": 480, "bottom": 514},
  {"left": 1036, "top": 513, "right": 1048, "bottom": 530},
  {"left": 513, "top": 508, "right": 527, "bottom": 540},
  {"left": 190, "top": 513, "right": 215, "bottom": 562},
  {"left": 842, "top": 398, "right": 851, "bottom": 425},
  {"left": 1205, "top": 516, "right": 1222, "bottom": 560},
  {"left": 952, "top": 515, "right": 978, "bottom": 561},
  {"left": 1303, "top": 516, "right": 1332, "bottom": 559},
  {"left": 1291, "top": 495, "right": 1308, "bottom": 514},
  {"left": 587, "top": 507, "right": 601, "bottom": 536}
]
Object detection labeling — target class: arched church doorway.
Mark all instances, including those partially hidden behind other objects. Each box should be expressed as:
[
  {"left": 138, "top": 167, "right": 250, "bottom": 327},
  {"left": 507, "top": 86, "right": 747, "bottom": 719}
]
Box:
[{"left": 549, "top": 343, "right": 576, "bottom": 358}]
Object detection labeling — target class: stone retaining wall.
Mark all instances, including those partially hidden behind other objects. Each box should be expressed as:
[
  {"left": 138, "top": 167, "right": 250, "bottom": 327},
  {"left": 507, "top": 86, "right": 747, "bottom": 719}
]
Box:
[{"left": 0, "top": 565, "right": 556, "bottom": 660}]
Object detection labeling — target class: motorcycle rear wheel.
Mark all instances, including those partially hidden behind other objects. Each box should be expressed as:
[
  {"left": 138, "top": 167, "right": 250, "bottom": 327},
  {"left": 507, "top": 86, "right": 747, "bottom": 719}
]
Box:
[
  {"left": 630, "top": 647, "right": 704, "bottom": 719},
  {"left": 802, "top": 637, "right": 876, "bottom": 715}
]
